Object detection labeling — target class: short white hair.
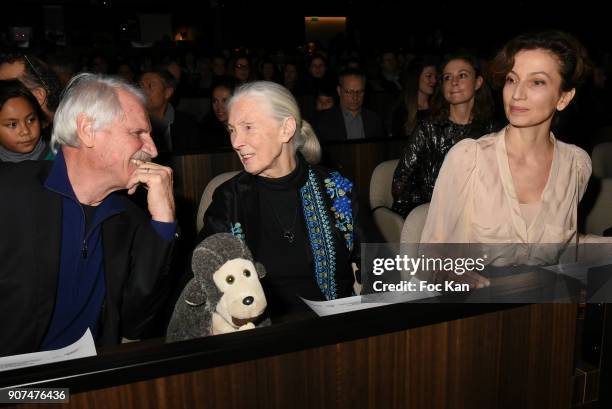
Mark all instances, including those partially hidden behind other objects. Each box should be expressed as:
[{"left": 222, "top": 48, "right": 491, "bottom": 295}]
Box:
[{"left": 51, "top": 73, "right": 146, "bottom": 152}]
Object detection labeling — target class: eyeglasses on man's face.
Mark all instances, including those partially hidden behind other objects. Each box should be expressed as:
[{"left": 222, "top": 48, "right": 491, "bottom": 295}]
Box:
[
  {"left": 341, "top": 88, "right": 364, "bottom": 97},
  {"left": 23, "top": 54, "right": 50, "bottom": 94},
  {"left": 235, "top": 63, "right": 249, "bottom": 70}
]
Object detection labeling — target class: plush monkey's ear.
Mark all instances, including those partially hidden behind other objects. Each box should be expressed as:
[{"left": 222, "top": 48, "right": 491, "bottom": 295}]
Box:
[
  {"left": 183, "top": 280, "right": 206, "bottom": 306},
  {"left": 255, "top": 262, "right": 267, "bottom": 278}
]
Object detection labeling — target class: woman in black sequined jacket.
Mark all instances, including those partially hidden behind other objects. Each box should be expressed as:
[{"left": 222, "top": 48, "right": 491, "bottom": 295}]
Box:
[{"left": 391, "top": 51, "right": 498, "bottom": 218}]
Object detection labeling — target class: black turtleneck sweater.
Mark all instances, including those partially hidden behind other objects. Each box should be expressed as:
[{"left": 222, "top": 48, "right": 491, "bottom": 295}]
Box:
[{"left": 256, "top": 157, "right": 326, "bottom": 318}]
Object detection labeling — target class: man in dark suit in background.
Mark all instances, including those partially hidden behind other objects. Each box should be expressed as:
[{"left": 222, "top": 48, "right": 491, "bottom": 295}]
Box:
[
  {"left": 312, "top": 68, "right": 385, "bottom": 141},
  {"left": 139, "top": 68, "right": 200, "bottom": 152}
]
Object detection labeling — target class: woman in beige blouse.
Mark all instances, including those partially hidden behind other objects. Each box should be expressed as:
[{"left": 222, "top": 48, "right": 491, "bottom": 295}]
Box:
[{"left": 420, "top": 31, "right": 593, "bottom": 285}]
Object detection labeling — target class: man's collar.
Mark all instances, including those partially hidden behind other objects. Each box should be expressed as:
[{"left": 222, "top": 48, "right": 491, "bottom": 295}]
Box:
[
  {"left": 44, "top": 148, "right": 125, "bottom": 213},
  {"left": 164, "top": 103, "right": 175, "bottom": 126},
  {"left": 44, "top": 149, "right": 78, "bottom": 201},
  {"left": 341, "top": 106, "right": 362, "bottom": 118}
]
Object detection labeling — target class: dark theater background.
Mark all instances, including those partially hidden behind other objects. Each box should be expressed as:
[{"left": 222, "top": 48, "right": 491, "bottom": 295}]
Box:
[
  {"left": 1, "top": 2, "right": 612, "bottom": 409},
  {"left": 1, "top": 0, "right": 610, "bottom": 56}
]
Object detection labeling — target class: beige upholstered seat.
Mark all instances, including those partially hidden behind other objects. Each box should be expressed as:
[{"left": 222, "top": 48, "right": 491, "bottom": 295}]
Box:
[
  {"left": 369, "top": 159, "right": 404, "bottom": 242},
  {"left": 585, "top": 178, "right": 612, "bottom": 235},
  {"left": 400, "top": 203, "right": 429, "bottom": 243},
  {"left": 196, "top": 171, "right": 240, "bottom": 233},
  {"left": 585, "top": 143, "right": 612, "bottom": 235},
  {"left": 592, "top": 142, "right": 612, "bottom": 179}
]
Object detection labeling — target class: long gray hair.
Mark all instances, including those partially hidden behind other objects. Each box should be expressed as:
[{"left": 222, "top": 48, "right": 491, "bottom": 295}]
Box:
[{"left": 227, "top": 81, "right": 321, "bottom": 164}]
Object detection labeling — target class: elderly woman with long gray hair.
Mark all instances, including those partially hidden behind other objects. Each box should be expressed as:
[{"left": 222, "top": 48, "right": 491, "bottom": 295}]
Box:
[{"left": 198, "top": 81, "right": 361, "bottom": 319}]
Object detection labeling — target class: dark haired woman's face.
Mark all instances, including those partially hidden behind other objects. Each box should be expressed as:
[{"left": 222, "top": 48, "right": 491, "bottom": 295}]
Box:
[
  {"left": 441, "top": 59, "right": 482, "bottom": 106},
  {"left": 234, "top": 58, "right": 250, "bottom": 82},
  {"left": 503, "top": 49, "right": 574, "bottom": 129},
  {"left": 284, "top": 64, "right": 298, "bottom": 83},
  {"left": 0, "top": 96, "right": 41, "bottom": 154},
  {"left": 418, "top": 66, "right": 437, "bottom": 96},
  {"left": 316, "top": 95, "right": 334, "bottom": 111},
  {"left": 212, "top": 57, "right": 226, "bottom": 76},
  {"left": 212, "top": 86, "right": 232, "bottom": 124},
  {"left": 309, "top": 58, "right": 326, "bottom": 79}
]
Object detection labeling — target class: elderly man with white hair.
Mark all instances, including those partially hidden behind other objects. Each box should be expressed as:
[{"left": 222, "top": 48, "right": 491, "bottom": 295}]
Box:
[{"left": 0, "top": 73, "right": 177, "bottom": 357}]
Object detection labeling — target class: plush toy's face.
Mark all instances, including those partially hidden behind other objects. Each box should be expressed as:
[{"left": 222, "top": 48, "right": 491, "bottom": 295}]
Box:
[{"left": 213, "top": 258, "right": 267, "bottom": 326}]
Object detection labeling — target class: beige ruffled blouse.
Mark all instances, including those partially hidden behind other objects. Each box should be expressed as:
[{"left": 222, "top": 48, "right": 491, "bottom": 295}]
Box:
[{"left": 420, "top": 128, "right": 594, "bottom": 264}]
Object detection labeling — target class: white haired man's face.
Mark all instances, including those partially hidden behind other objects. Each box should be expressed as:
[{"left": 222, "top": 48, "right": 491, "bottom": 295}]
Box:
[{"left": 91, "top": 90, "right": 157, "bottom": 188}]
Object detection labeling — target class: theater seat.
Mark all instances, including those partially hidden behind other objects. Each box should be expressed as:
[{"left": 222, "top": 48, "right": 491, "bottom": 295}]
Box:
[
  {"left": 400, "top": 203, "right": 429, "bottom": 243},
  {"left": 196, "top": 171, "right": 240, "bottom": 233},
  {"left": 585, "top": 178, "right": 612, "bottom": 235},
  {"left": 369, "top": 159, "right": 404, "bottom": 242},
  {"left": 591, "top": 142, "right": 612, "bottom": 179}
]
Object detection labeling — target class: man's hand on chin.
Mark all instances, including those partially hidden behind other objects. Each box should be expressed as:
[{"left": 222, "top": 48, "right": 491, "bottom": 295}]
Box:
[{"left": 127, "top": 160, "right": 175, "bottom": 223}]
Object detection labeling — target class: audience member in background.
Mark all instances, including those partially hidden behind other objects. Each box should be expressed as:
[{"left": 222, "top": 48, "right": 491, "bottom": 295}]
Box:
[
  {"left": 390, "top": 56, "right": 439, "bottom": 137},
  {"left": 199, "top": 81, "right": 361, "bottom": 319},
  {"left": 164, "top": 60, "right": 183, "bottom": 83},
  {"left": 47, "top": 53, "right": 78, "bottom": 88},
  {"left": 392, "top": 51, "right": 496, "bottom": 217},
  {"left": 0, "top": 80, "right": 53, "bottom": 162},
  {"left": 421, "top": 31, "right": 603, "bottom": 280},
  {"left": 346, "top": 57, "right": 362, "bottom": 70},
  {"left": 139, "top": 68, "right": 199, "bottom": 152},
  {"left": 90, "top": 55, "right": 110, "bottom": 74},
  {"left": 0, "top": 53, "right": 62, "bottom": 128},
  {"left": 282, "top": 62, "right": 303, "bottom": 97},
  {"left": 315, "top": 86, "right": 336, "bottom": 112},
  {"left": 200, "top": 79, "right": 235, "bottom": 148},
  {"left": 259, "top": 59, "right": 279, "bottom": 83},
  {"left": 116, "top": 62, "right": 137, "bottom": 85},
  {"left": 307, "top": 54, "right": 329, "bottom": 85},
  {"left": 211, "top": 54, "right": 227, "bottom": 81},
  {"left": 302, "top": 54, "right": 335, "bottom": 121},
  {"left": 160, "top": 59, "right": 187, "bottom": 107},
  {"left": 193, "top": 56, "right": 213, "bottom": 94},
  {"left": 312, "top": 68, "right": 385, "bottom": 141},
  {"left": 232, "top": 55, "right": 252, "bottom": 85},
  {"left": 375, "top": 50, "right": 403, "bottom": 94}
]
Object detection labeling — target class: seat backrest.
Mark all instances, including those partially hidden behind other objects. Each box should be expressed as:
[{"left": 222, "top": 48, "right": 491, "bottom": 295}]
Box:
[
  {"left": 585, "top": 178, "right": 612, "bottom": 235},
  {"left": 370, "top": 159, "right": 399, "bottom": 209},
  {"left": 400, "top": 203, "right": 430, "bottom": 243},
  {"left": 196, "top": 171, "right": 241, "bottom": 233},
  {"left": 592, "top": 142, "right": 612, "bottom": 179}
]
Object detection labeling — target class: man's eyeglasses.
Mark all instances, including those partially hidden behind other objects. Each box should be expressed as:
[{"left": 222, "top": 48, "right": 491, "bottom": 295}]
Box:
[
  {"left": 23, "top": 54, "right": 50, "bottom": 95},
  {"left": 235, "top": 63, "right": 249, "bottom": 70},
  {"left": 341, "top": 88, "right": 364, "bottom": 97}
]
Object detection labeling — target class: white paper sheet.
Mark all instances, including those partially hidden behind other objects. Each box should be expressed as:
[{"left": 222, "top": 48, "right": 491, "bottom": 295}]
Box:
[
  {"left": 301, "top": 284, "right": 438, "bottom": 317},
  {"left": 0, "top": 329, "right": 97, "bottom": 373}
]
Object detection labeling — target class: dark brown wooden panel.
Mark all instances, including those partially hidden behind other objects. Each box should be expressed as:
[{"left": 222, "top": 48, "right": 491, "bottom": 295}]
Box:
[{"left": 10, "top": 304, "right": 577, "bottom": 409}]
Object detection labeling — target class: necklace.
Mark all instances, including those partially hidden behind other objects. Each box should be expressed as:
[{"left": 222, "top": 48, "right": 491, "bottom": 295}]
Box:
[
  {"left": 263, "top": 195, "right": 300, "bottom": 244},
  {"left": 278, "top": 206, "right": 299, "bottom": 244}
]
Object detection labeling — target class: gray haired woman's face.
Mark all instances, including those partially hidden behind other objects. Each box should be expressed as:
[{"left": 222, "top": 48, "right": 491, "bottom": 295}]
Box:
[{"left": 227, "top": 95, "right": 294, "bottom": 178}]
